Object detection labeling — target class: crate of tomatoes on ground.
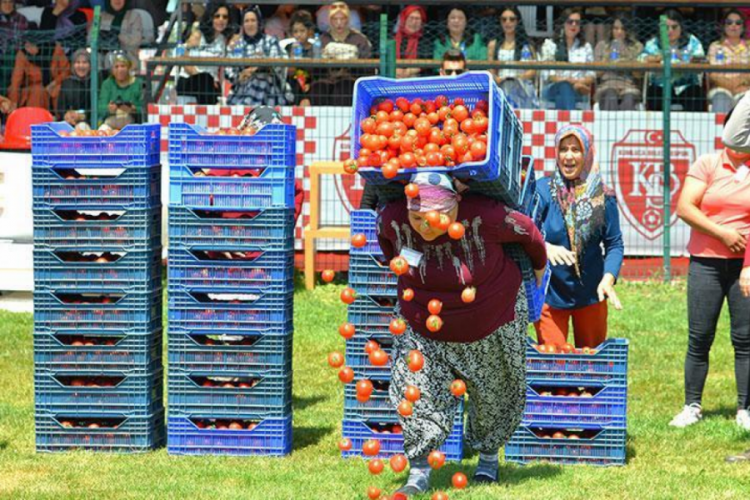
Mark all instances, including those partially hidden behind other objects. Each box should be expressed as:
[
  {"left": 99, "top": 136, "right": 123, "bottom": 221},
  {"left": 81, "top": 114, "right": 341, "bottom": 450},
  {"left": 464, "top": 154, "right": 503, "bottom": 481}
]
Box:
[{"left": 348, "top": 71, "right": 524, "bottom": 207}]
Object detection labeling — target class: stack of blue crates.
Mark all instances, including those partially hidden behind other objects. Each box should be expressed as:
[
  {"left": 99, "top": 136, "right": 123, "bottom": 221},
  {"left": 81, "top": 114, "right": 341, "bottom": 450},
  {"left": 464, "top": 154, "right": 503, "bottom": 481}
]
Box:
[
  {"left": 166, "top": 123, "right": 296, "bottom": 456},
  {"left": 30, "top": 123, "right": 164, "bottom": 452},
  {"left": 343, "top": 210, "right": 464, "bottom": 461},
  {"left": 505, "top": 338, "right": 629, "bottom": 466}
]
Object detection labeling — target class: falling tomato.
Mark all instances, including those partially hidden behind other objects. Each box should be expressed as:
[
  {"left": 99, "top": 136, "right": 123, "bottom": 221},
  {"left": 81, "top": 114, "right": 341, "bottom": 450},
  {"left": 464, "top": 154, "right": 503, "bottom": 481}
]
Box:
[
  {"left": 390, "top": 454, "right": 408, "bottom": 473},
  {"left": 451, "top": 473, "right": 468, "bottom": 489},
  {"left": 404, "top": 385, "right": 421, "bottom": 402},
  {"left": 364, "top": 340, "right": 380, "bottom": 354},
  {"left": 321, "top": 270, "right": 336, "bottom": 283},
  {"left": 390, "top": 318, "right": 407, "bottom": 336},
  {"left": 450, "top": 379, "right": 467, "bottom": 397},
  {"left": 404, "top": 183, "right": 419, "bottom": 198},
  {"left": 390, "top": 257, "right": 409, "bottom": 276},
  {"left": 327, "top": 351, "right": 345, "bottom": 368},
  {"left": 369, "top": 349, "right": 389, "bottom": 366},
  {"left": 338, "top": 438, "right": 353, "bottom": 451},
  {"left": 398, "top": 400, "right": 414, "bottom": 417},
  {"left": 339, "top": 322, "right": 356, "bottom": 340},
  {"left": 428, "top": 450, "right": 446, "bottom": 469},
  {"left": 338, "top": 367, "right": 355, "bottom": 383},
  {"left": 407, "top": 350, "right": 424, "bottom": 372},
  {"left": 461, "top": 287, "right": 476, "bottom": 303},
  {"left": 351, "top": 233, "right": 367, "bottom": 248},
  {"left": 340, "top": 287, "right": 357, "bottom": 305},
  {"left": 427, "top": 299, "right": 443, "bottom": 315},
  {"left": 402, "top": 288, "right": 415, "bottom": 302},
  {"left": 367, "top": 486, "right": 381, "bottom": 499},
  {"left": 362, "top": 439, "right": 381, "bottom": 456},
  {"left": 356, "top": 379, "right": 374, "bottom": 397},
  {"left": 425, "top": 211, "right": 440, "bottom": 228},
  {"left": 368, "top": 459, "right": 385, "bottom": 475},
  {"left": 426, "top": 315, "right": 443, "bottom": 333},
  {"left": 448, "top": 222, "right": 465, "bottom": 240},
  {"left": 431, "top": 493, "right": 449, "bottom": 500}
]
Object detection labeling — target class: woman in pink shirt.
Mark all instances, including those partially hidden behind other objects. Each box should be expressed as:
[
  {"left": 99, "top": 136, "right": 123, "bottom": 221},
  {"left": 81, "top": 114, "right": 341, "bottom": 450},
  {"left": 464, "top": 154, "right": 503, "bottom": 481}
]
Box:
[{"left": 669, "top": 109, "right": 750, "bottom": 432}]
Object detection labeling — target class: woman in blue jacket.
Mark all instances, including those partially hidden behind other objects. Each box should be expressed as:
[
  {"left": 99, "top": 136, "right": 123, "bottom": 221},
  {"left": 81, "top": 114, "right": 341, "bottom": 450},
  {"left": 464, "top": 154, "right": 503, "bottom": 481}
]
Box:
[{"left": 534, "top": 124, "right": 624, "bottom": 348}]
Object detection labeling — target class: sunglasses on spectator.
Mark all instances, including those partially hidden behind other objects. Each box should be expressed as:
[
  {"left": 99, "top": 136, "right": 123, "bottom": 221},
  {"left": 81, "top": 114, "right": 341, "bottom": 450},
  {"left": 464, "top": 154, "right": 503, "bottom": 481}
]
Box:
[
  {"left": 214, "top": 13, "right": 229, "bottom": 19},
  {"left": 725, "top": 19, "right": 744, "bottom": 26},
  {"left": 565, "top": 19, "right": 581, "bottom": 26},
  {"left": 444, "top": 69, "right": 466, "bottom": 76},
  {"left": 501, "top": 16, "right": 517, "bottom": 22},
  {"left": 667, "top": 24, "right": 680, "bottom": 30}
]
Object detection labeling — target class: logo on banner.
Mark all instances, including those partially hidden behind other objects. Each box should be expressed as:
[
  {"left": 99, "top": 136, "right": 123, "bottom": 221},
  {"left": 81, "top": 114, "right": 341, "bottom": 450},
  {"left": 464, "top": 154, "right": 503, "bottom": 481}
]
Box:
[
  {"left": 332, "top": 124, "right": 365, "bottom": 212},
  {"left": 610, "top": 130, "right": 694, "bottom": 240}
]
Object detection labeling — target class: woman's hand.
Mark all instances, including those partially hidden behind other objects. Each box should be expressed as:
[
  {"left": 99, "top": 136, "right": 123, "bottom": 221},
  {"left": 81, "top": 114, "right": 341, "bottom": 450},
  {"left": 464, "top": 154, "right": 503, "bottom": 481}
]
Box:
[
  {"left": 719, "top": 226, "right": 747, "bottom": 254},
  {"left": 239, "top": 67, "right": 256, "bottom": 82},
  {"left": 533, "top": 267, "right": 546, "bottom": 287},
  {"left": 597, "top": 273, "right": 622, "bottom": 310},
  {"left": 573, "top": 81, "right": 591, "bottom": 95},
  {"left": 63, "top": 110, "right": 80, "bottom": 126},
  {"left": 546, "top": 243, "right": 576, "bottom": 267},
  {"left": 107, "top": 102, "right": 118, "bottom": 114},
  {"left": 740, "top": 266, "right": 750, "bottom": 298}
]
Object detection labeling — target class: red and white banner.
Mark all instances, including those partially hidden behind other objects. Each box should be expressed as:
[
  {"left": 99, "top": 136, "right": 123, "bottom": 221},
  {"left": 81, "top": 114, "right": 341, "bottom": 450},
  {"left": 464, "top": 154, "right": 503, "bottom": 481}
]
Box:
[{"left": 148, "top": 105, "right": 724, "bottom": 256}]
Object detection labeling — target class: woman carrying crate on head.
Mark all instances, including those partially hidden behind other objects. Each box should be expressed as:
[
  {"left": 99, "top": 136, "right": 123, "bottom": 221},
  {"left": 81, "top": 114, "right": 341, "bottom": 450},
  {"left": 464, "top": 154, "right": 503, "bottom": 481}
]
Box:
[
  {"left": 376, "top": 173, "right": 546, "bottom": 496},
  {"left": 534, "top": 125, "right": 624, "bottom": 350}
]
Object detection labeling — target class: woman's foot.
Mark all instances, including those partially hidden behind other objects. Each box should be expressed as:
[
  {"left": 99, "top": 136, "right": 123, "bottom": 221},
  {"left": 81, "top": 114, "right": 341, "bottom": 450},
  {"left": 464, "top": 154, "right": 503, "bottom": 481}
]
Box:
[
  {"left": 473, "top": 451, "right": 499, "bottom": 483},
  {"left": 669, "top": 404, "right": 702, "bottom": 428},
  {"left": 736, "top": 409, "right": 750, "bottom": 431},
  {"left": 394, "top": 457, "right": 431, "bottom": 497}
]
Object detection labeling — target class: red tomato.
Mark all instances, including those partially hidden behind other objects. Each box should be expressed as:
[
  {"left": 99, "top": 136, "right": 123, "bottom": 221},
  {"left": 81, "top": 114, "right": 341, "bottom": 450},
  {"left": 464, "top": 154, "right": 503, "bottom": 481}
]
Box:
[
  {"left": 327, "top": 351, "right": 345, "bottom": 368},
  {"left": 382, "top": 163, "right": 399, "bottom": 179},
  {"left": 470, "top": 140, "right": 487, "bottom": 161},
  {"left": 438, "top": 105, "right": 452, "bottom": 122},
  {"left": 474, "top": 99, "right": 489, "bottom": 113},
  {"left": 369, "top": 349, "right": 389, "bottom": 366},
  {"left": 440, "top": 144, "right": 456, "bottom": 162},
  {"left": 452, "top": 472, "right": 468, "bottom": 489},
  {"left": 410, "top": 101, "right": 423, "bottom": 115},
  {"left": 404, "top": 183, "right": 419, "bottom": 198},
  {"left": 367, "top": 486, "right": 381, "bottom": 500},
  {"left": 368, "top": 458, "right": 385, "bottom": 475},
  {"left": 423, "top": 143, "right": 439, "bottom": 155},
  {"left": 399, "top": 152, "right": 416, "bottom": 168},
  {"left": 427, "top": 112, "right": 440, "bottom": 125},
  {"left": 428, "top": 450, "right": 446, "bottom": 469},
  {"left": 437, "top": 213, "right": 451, "bottom": 231},
  {"left": 393, "top": 121, "right": 408, "bottom": 136},
  {"left": 403, "top": 112, "right": 417, "bottom": 128},
  {"left": 338, "top": 366, "right": 355, "bottom": 383},
  {"left": 376, "top": 121, "right": 395, "bottom": 138},
  {"left": 389, "top": 318, "right": 407, "bottom": 335},
  {"left": 389, "top": 109, "right": 404, "bottom": 122},
  {"left": 356, "top": 392, "right": 371, "bottom": 403},
  {"left": 356, "top": 379, "right": 374, "bottom": 396},
  {"left": 340, "top": 287, "right": 357, "bottom": 304},
  {"left": 435, "top": 95, "right": 448, "bottom": 108},
  {"left": 339, "top": 322, "right": 355, "bottom": 340},
  {"left": 448, "top": 222, "right": 465, "bottom": 240},
  {"left": 552, "top": 432, "right": 566, "bottom": 439},
  {"left": 414, "top": 117, "right": 432, "bottom": 137},
  {"left": 424, "top": 100, "right": 437, "bottom": 114},
  {"left": 396, "top": 97, "right": 410, "bottom": 112},
  {"left": 443, "top": 119, "right": 459, "bottom": 138},
  {"left": 378, "top": 99, "right": 394, "bottom": 113},
  {"left": 431, "top": 493, "right": 449, "bottom": 500},
  {"left": 460, "top": 119, "right": 475, "bottom": 134},
  {"left": 461, "top": 287, "right": 476, "bottom": 303},
  {"left": 425, "top": 152, "right": 444, "bottom": 167},
  {"left": 404, "top": 385, "right": 421, "bottom": 402},
  {"left": 390, "top": 256, "right": 409, "bottom": 276},
  {"left": 407, "top": 350, "right": 424, "bottom": 372},
  {"left": 473, "top": 115, "right": 489, "bottom": 133},
  {"left": 390, "top": 454, "right": 408, "bottom": 473},
  {"left": 362, "top": 133, "right": 382, "bottom": 151},
  {"left": 402, "top": 288, "right": 415, "bottom": 301},
  {"left": 367, "top": 153, "right": 383, "bottom": 168},
  {"left": 361, "top": 117, "right": 377, "bottom": 134},
  {"left": 452, "top": 134, "right": 469, "bottom": 155},
  {"left": 426, "top": 315, "right": 443, "bottom": 333},
  {"left": 375, "top": 110, "right": 390, "bottom": 124},
  {"left": 450, "top": 379, "right": 467, "bottom": 397},
  {"left": 321, "top": 269, "right": 336, "bottom": 282},
  {"left": 428, "top": 299, "right": 443, "bottom": 315},
  {"left": 398, "top": 400, "right": 413, "bottom": 417},
  {"left": 351, "top": 233, "right": 367, "bottom": 248},
  {"left": 560, "top": 343, "right": 574, "bottom": 354},
  {"left": 388, "top": 134, "right": 402, "bottom": 149},
  {"left": 364, "top": 340, "right": 380, "bottom": 354},
  {"left": 362, "top": 439, "right": 381, "bottom": 456},
  {"left": 452, "top": 105, "right": 469, "bottom": 122}
]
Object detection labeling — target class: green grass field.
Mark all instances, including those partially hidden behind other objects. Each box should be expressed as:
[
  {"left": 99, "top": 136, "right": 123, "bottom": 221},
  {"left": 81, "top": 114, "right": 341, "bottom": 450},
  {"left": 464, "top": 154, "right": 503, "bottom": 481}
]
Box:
[{"left": 1, "top": 281, "right": 749, "bottom": 500}]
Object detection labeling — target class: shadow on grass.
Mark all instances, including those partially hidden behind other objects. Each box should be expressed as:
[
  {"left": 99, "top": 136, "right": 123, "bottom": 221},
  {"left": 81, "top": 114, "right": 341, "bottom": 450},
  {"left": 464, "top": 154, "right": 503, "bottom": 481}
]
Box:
[
  {"left": 293, "top": 394, "right": 327, "bottom": 412},
  {"left": 703, "top": 406, "right": 738, "bottom": 420},
  {"left": 292, "top": 424, "right": 335, "bottom": 451},
  {"left": 0, "top": 440, "right": 7, "bottom": 451},
  {"left": 499, "top": 462, "right": 563, "bottom": 484}
]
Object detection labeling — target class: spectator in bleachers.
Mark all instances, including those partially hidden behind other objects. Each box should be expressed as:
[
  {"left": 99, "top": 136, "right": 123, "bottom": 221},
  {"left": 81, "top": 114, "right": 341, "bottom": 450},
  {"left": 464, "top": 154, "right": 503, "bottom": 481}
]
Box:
[
  {"left": 640, "top": 9, "right": 705, "bottom": 112},
  {"left": 98, "top": 50, "right": 142, "bottom": 127},
  {"left": 226, "top": 6, "right": 292, "bottom": 106},
  {"left": 0, "top": 0, "right": 29, "bottom": 96},
  {"left": 39, "top": 0, "right": 86, "bottom": 41},
  {"left": 99, "top": 0, "right": 143, "bottom": 64},
  {"left": 57, "top": 47, "right": 90, "bottom": 127},
  {"left": 316, "top": 3, "right": 361, "bottom": 34},
  {"left": 593, "top": 13, "right": 643, "bottom": 111},
  {"left": 176, "top": 2, "right": 231, "bottom": 106},
  {"left": 8, "top": 37, "right": 69, "bottom": 110},
  {"left": 432, "top": 7, "right": 486, "bottom": 62},
  {"left": 487, "top": 6, "right": 539, "bottom": 109},
  {"left": 539, "top": 8, "right": 595, "bottom": 110},
  {"left": 285, "top": 9, "right": 315, "bottom": 105},
  {"left": 310, "top": 1, "right": 372, "bottom": 106},
  {"left": 707, "top": 9, "right": 750, "bottom": 113},
  {"left": 394, "top": 5, "right": 429, "bottom": 79},
  {"left": 264, "top": 4, "right": 294, "bottom": 40}
]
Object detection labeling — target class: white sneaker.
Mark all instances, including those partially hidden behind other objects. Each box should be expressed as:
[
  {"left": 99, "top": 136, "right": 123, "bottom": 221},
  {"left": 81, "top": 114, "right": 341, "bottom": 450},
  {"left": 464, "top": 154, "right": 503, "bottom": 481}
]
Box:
[
  {"left": 669, "top": 404, "right": 703, "bottom": 428},
  {"left": 736, "top": 410, "right": 750, "bottom": 431}
]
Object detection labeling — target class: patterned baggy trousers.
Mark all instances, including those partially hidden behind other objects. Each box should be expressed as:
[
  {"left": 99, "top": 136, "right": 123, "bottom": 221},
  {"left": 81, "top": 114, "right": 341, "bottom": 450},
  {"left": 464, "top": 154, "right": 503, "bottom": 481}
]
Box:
[{"left": 389, "top": 288, "right": 528, "bottom": 460}]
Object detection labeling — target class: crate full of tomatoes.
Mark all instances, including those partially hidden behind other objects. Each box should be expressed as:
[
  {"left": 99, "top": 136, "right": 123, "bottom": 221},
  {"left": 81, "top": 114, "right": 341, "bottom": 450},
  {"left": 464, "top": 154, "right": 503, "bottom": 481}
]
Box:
[{"left": 349, "top": 72, "right": 524, "bottom": 206}]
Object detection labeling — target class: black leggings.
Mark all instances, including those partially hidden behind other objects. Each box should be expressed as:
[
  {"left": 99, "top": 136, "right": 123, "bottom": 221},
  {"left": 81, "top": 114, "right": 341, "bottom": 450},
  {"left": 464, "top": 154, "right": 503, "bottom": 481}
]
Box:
[
  {"left": 176, "top": 73, "right": 219, "bottom": 105},
  {"left": 647, "top": 83, "right": 705, "bottom": 112},
  {"left": 685, "top": 257, "right": 750, "bottom": 409}
]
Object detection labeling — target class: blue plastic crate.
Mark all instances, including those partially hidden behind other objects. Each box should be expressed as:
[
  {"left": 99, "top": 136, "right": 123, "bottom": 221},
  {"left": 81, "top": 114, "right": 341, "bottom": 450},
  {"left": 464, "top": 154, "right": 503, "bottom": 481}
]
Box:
[
  {"left": 347, "top": 295, "right": 396, "bottom": 336},
  {"left": 341, "top": 419, "right": 464, "bottom": 461},
  {"left": 518, "top": 156, "right": 537, "bottom": 214},
  {"left": 33, "top": 207, "right": 161, "bottom": 248},
  {"left": 167, "top": 288, "right": 292, "bottom": 333},
  {"left": 343, "top": 377, "right": 465, "bottom": 422},
  {"left": 34, "top": 364, "right": 163, "bottom": 414},
  {"left": 167, "top": 368, "right": 292, "bottom": 416},
  {"left": 31, "top": 122, "right": 160, "bottom": 167},
  {"left": 167, "top": 246, "right": 294, "bottom": 294},
  {"left": 353, "top": 72, "right": 522, "bottom": 192},
  {"left": 169, "top": 163, "right": 295, "bottom": 211},
  {"left": 526, "top": 338, "right": 629, "bottom": 386},
  {"left": 349, "top": 210, "right": 383, "bottom": 255},
  {"left": 33, "top": 329, "right": 162, "bottom": 371},
  {"left": 36, "top": 410, "right": 165, "bottom": 453},
  {"left": 33, "top": 289, "right": 162, "bottom": 333},
  {"left": 524, "top": 265, "right": 551, "bottom": 323},
  {"left": 349, "top": 254, "right": 398, "bottom": 298},
  {"left": 530, "top": 192, "right": 543, "bottom": 229},
  {"left": 168, "top": 206, "right": 294, "bottom": 249},
  {"left": 168, "top": 122, "right": 295, "bottom": 169},
  {"left": 32, "top": 164, "right": 160, "bottom": 210},
  {"left": 505, "top": 426, "right": 626, "bottom": 466},
  {"left": 167, "top": 414, "right": 292, "bottom": 456},
  {"left": 522, "top": 384, "right": 627, "bottom": 428},
  {"left": 34, "top": 248, "right": 162, "bottom": 292},
  {"left": 168, "top": 330, "right": 293, "bottom": 372}
]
